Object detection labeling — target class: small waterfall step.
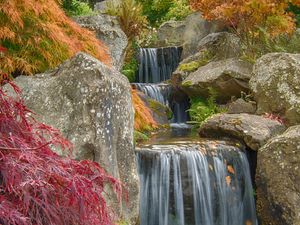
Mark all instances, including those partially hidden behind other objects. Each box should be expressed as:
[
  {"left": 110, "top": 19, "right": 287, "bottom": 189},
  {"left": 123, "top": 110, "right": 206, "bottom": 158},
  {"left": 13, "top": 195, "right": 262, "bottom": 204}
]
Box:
[
  {"left": 132, "top": 83, "right": 172, "bottom": 107},
  {"left": 132, "top": 83, "right": 190, "bottom": 124},
  {"left": 136, "top": 140, "right": 258, "bottom": 225},
  {"left": 137, "top": 47, "right": 182, "bottom": 83}
]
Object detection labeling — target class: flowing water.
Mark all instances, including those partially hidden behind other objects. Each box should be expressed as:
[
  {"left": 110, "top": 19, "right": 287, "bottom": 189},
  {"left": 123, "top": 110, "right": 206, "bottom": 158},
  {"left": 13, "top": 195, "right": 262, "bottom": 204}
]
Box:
[
  {"left": 137, "top": 47, "right": 182, "bottom": 83},
  {"left": 136, "top": 138, "right": 258, "bottom": 225}
]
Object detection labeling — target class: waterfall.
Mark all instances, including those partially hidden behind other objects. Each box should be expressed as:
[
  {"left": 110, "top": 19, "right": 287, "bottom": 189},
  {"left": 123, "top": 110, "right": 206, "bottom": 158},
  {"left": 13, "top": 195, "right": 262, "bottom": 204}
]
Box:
[
  {"left": 132, "top": 83, "right": 172, "bottom": 107},
  {"left": 136, "top": 142, "right": 257, "bottom": 225},
  {"left": 138, "top": 47, "right": 182, "bottom": 83}
]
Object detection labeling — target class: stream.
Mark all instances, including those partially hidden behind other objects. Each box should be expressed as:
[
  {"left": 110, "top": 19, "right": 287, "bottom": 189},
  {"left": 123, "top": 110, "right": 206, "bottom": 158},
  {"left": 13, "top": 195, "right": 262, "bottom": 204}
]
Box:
[{"left": 134, "top": 47, "right": 258, "bottom": 225}]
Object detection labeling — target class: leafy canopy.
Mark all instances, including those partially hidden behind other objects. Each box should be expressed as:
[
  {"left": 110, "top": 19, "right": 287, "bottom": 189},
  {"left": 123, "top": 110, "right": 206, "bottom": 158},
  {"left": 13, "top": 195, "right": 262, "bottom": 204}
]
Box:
[
  {"left": 0, "top": 0, "right": 111, "bottom": 75},
  {"left": 190, "top": 0, "right": 300, "bottom": 37}
]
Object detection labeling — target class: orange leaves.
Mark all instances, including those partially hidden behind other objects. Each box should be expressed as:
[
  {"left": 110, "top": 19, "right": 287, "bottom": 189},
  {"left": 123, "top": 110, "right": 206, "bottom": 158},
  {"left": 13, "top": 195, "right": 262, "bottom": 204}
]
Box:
[
  {"left": 190, "top": 0, "right": 298, "bottom": 37},
  {"left": 227, "top": 165, "right": 235, "bottom": 174},
  {"left": 132, "top": 89, "right": 158, "bottom": 132},
  {"left": 0, "top": 0, "right": 112, "bottom": 75}
]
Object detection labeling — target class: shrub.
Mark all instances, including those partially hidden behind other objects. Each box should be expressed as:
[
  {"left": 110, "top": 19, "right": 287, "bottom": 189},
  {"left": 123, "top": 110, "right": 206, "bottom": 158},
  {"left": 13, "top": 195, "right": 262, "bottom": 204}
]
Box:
[
  {"left": 137, "top": 0, "right": 191, "bottom": 26},
  {"left": 0, "top": 81, "right": 123, "bottom": 225},
  {"left": 122, "top": 58, "right": 138, "bottom": 82},
  {"left": 132, "top": 89, "right": 158, "bottom": 132},
  {"left": 190, "top": 0, "right": 300, "bottom": 60},
  {"left": 188, "top": 88, "right": 224, "bottom": 126},
  {"left": 61, "top": 0, "right": 94, "bottom": 16},
  {"left": 0, "top": 0, "right": 111, "bottom": 75},
  {"left": 105, "top": 0, "right": 148, "bottom": 40}
]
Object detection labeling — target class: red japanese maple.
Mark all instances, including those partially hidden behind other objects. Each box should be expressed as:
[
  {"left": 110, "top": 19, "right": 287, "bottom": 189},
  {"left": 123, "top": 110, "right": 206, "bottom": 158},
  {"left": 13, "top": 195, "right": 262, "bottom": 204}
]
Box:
[{"left": 0, "top": 82, "right": 123, "bottom": 225}]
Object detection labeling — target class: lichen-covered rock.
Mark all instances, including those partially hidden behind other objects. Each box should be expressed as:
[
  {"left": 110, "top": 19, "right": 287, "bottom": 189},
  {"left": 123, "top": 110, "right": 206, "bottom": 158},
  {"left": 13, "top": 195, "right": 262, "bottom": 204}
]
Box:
[
  {"left": 173, "top": 32, "right": 241, "bottom": 83},
  {"left": 75, "top": 14, "right": 128, "bottom": 70},
  {"left": 250, "top": 53, "right": 300, "bottom": 125},
  {"left": 256, "top": 125, "right": 300, "bottom": 225},
  {"left": 199, "top": 113, "right": 285, "bottom": 151},
  {"left": 157, "top": 20, "right": 186, "bottom": 47},
  {"left": 4, "top": 52, "right": 138, "bottom": 221},
  {"left": 182, "top": 58, "right": 253, "bottom": 102},
  {"left": 227, "top": 98, "right": 256, "bottom": 114}
]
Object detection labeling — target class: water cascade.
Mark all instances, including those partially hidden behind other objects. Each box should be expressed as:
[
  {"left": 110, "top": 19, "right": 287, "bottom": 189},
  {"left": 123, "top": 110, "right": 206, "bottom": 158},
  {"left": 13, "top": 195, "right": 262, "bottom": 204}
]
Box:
[
  {"left": 136, "top": 141, "right": 257, "bottom": 225},
  {"left": 132, "top": 83, "right": 172, "bottom": 107},
  {"left": 137, "top": 47, "right": 182, "bottom": 83}
]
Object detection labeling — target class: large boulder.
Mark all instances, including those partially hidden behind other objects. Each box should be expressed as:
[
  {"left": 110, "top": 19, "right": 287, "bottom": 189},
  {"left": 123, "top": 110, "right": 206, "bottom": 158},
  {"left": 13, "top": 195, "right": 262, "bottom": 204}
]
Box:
[
  {"left": 196, "top": 32, "right": 241, "bottom": 60},
  {"left": 155, "top": 12, "right": 225, "bottom": 57},
  {"left": 182, "top": 12, "right": 226, "bottom": 58},
  {"left": 75, "top": 14, "right": 128, "bottom": 70},
  {"left": 173, "top": 32, "right": 242, "bottom": 81},
  {"left": 157, "top": 20, "right": 186, "bottom": 47},
  {"left": 199, "top": 113, "right": 285, "bottom": 151},
  {"left": 250, "top": 53, "right": 300, "bottom": 125},
  {"left": 182, "top": 58, "right": 253, "bottom": 102},
  {"left": 256, "top": 125, "right": 300, "bottom": 225},
  {"left": 5, "top": 53, "right": 138, "bottom": 221}
]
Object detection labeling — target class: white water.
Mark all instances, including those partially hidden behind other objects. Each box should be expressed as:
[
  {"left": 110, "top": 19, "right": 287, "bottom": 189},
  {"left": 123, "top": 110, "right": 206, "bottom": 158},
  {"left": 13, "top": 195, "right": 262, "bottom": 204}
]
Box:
[{"left": 136, "top": 144, "right": 258, "bottom": 225}]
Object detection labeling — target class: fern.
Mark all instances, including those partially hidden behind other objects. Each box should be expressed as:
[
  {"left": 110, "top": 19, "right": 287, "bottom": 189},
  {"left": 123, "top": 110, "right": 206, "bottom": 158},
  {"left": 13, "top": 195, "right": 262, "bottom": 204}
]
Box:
[{"left": 188, "top": 88, "right": 224, "bottom": 127}]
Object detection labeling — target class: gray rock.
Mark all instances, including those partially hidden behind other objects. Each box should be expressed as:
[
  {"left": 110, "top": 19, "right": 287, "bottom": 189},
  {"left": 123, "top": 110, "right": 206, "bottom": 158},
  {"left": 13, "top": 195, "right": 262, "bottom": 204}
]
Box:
[
  {"left": 182, "top": 12, "right": 226, "bottom": 58},
  {"left": 4, "top": 52, "right": 138, "bottom": 221},
  {"left": 250, "top": 53, "right": 300, "bottom": 125},
  {"left": 157, "top": 20, "right": 186, "bottom": 47},
  {"left": 197, "top": 32, "right": 241, "bottom": 60},
  {"left": 199, "top": 113, "right": 285, "bottom": 151},
  {"left": 74, "top": 14, "right": 128, "bottom": 70},
  {"left": 227, "top": 98, "right": 256, "bottom": 114},
  {"left": 256, "top": 125, "right": 300, "bottom": 225},
  {"left": 182, "top": 58, "right": 253, "bottom": 102}
]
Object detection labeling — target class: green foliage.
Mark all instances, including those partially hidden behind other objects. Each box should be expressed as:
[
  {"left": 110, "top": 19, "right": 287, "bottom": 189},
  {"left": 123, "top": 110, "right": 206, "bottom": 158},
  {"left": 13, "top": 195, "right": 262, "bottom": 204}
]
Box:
[
  {"left": 105, "top": 0, "right": 148, "bottom": 40},
  {"left": 137, "top": 0, "right": 191, "bottom": 26},
  {"left": 288, "top": 4, "right": 300, "bottom": 27},
  {"left": 122, "top": 58, "right": 138, "bottom": 82},
  {"left": 134, "top": 130, "right": 150, "bottom": 143},
  {"left": 188, "top": 88, "right": 224, "bottom": 127},
  {"left": 62, "top": 0, "right": 94, "bottom": 16},
  {"left": 240, "top": 27, "right": 300, "bottom": 63}
]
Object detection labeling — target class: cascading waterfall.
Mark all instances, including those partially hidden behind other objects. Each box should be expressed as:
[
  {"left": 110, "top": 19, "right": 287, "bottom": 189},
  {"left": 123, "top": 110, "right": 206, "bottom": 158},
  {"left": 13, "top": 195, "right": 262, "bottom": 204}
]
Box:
[
  {"left": 137, "top": 47, "right": 182, "bottom": 83},
  {"left": 136, "top": 142, "right": 257, "bottom": 225},
  {"left": 132, "top": 83, "right": 172, "bottom": 107}
]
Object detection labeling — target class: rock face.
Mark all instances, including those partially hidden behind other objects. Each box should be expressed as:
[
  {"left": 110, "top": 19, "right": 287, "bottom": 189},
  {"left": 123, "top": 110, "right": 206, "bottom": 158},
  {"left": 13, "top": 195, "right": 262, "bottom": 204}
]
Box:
[
  {"left": 227, "top": 98, "right": 256, "bottom": 114},
  {"left": 5, "top": 53, "right": 138, "bottom": 221},
  {"left": 157, "top": 20, "right": 186, "bottom": 47},
  {"left": 155, "top": 12, "right": 225, "bottom": 57},
  {"left": 250, "top": 53, "right": 300, "bottom": 125},
  {"left": 196, "top": 32, "right": 241, "bottom": 60},
  {"left": 182, "top": 58, "right": 253, "bottom": 102},
  {"left": 199, "top": 113, "right": 285, "bottom": 151},
  {"left": 256, "top": 126, "right": 300, "bottom": 225},
  {"left": 182, "top": 12, "right": 226, "bottom": 58},
  {"left": 75, "top": 14, "right": 128, "bottom": 70}
]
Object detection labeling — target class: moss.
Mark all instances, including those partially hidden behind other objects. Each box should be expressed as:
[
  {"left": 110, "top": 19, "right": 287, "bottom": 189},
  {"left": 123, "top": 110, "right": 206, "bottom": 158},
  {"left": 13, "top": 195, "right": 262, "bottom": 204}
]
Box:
[
  {"left": 122, "top": 57, "right": 138, "bottom": 82},
  {"left": 178, "top": 50, "right": 214, "bottom": 73},
  {"left": 134, "top": 130, "right": 149, "bottom": 143},
  {"left": 149, "top": 99, "right": 172, "bottom": 119},
  {"left": 182, "top": 80, "right": 193, "bottom": 87}
]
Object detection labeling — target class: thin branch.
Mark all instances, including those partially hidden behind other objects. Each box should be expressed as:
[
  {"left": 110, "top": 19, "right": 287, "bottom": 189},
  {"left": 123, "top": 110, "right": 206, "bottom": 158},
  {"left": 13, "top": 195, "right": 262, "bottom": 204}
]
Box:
[{"left": 0, "top": 142, "right": 52, "bottom": 151}]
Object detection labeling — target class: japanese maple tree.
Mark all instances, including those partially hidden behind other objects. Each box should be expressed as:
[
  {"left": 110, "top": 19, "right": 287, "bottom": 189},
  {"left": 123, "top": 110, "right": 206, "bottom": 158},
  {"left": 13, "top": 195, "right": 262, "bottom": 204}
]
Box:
[
  {"left": 0, "top": 81, "right": 123, "bottom": 225},
  {"left": 190, "top": 0, "right": 300, "bottom": 39}
]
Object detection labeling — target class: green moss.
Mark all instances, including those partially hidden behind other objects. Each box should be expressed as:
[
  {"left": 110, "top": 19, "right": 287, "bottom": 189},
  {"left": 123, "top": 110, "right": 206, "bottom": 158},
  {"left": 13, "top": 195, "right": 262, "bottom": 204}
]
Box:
[
  {"left": 134, "top": 130, "right": 149, "bottom": 143},
  {"left": 178, "top": 50, "right": 214, "bottom": 73},
  {"left": 149, "top": 99, "right": 172, "bottom": 119},
  {"left": 181, "top": 80, "right": 192, "bottom": 87}
]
